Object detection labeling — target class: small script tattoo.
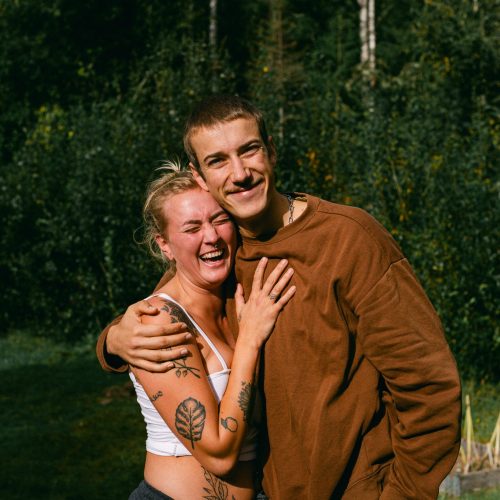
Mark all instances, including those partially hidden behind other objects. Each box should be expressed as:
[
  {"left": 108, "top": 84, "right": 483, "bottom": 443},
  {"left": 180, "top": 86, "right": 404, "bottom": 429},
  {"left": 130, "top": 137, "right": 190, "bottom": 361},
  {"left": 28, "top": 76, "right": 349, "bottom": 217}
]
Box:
[
  {"left": 220, "top": 416, "right": 238, "bottom": 432},
  {"left": 202, "top": 467, "right": 236, "bottom": 500},
  {"left": 173, "top": 359, "right": 201, "bottom": 379},
  {"left": 150, "top": 390, "right": 163, "bottom": 402},
  {"left": 175, "top": 397, "right": 206, "bottom": 449},
  {"left": 237, "top": 381, "right": 255, "bottom": 423}
]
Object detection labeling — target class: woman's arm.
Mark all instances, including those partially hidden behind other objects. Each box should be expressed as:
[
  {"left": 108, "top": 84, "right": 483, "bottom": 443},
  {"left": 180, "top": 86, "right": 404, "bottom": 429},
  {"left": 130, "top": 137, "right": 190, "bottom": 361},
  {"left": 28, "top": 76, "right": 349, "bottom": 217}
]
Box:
[{"left": 133, "top": 258, "right": 295, "bottom": 476}]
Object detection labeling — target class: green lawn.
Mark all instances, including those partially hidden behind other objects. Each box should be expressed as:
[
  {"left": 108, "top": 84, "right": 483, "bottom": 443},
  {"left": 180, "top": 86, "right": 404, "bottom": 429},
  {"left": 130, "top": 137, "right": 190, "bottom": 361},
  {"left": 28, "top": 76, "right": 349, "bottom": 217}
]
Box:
[
  {"left": 1, "top": 332, "right": 144, "bottom": 499},
  {"left": 1, "top": 331, "right": 499, "bottom": 499}
]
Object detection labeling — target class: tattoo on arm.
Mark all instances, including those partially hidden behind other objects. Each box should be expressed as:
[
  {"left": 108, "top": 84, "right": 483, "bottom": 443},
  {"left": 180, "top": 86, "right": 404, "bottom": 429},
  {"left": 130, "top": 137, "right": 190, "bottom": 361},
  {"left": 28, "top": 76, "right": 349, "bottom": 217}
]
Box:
[
  {"left": 150, "top": 390, "right": 163, "bottom": 402},
  {"left": 220, "top": 416, "right": 238, "bottom": 432},
  {"left": 237, "top": 381, "right": 255, "bottom": 423},
  {"left": 175, "top": 397, "right": 206, "bottom": 449},
  {"left": 202, "top": 467, "right": 236, "bottom": 500},
  {"left": 161, "top": 300, "right": 196, "bottom": 331},
  {"left": 173, "top": 359, "right": 201, "bottom": 378}
]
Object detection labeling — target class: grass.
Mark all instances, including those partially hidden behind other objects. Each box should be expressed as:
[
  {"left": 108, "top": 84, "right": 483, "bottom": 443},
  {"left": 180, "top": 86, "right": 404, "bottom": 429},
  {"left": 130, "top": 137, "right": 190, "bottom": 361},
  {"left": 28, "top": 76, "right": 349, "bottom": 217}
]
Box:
[
  {"left": 1, "top": 331, "right": 499, "bottom": 499},
  {"left": 1, "top": 331, "right": 144, "bottom": 499}
]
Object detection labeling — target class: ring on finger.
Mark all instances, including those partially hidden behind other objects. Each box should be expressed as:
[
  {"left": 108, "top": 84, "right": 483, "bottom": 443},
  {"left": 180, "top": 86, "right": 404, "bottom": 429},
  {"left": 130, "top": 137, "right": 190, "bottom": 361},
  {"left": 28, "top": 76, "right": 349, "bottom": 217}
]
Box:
[{"left": 269, "top": 293, "right": 278, "bottom": 301}]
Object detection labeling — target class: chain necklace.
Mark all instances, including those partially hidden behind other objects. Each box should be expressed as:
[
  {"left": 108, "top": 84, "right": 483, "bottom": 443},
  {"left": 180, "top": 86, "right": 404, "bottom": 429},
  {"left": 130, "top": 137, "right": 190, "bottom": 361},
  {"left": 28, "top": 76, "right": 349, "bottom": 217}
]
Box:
[{"left": 286, "top": 193, "right": 295, "bottom": 224}]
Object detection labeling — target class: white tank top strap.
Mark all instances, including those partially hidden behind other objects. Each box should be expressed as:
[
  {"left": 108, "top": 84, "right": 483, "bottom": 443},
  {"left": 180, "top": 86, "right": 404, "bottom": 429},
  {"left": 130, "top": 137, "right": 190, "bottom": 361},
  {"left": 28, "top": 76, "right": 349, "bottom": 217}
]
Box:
[{"left": 148, "top": 292, "right": 229, "bottom": 371}]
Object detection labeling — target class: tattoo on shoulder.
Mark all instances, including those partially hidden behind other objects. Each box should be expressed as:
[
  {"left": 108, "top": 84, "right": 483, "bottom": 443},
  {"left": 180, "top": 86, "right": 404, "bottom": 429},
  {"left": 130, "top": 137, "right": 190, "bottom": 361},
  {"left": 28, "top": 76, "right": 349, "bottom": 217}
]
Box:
[
  {"left": 175, "top": 397, "right": 206, "bottom": 449},
  {"left": 237, "top": 381, "right": 255, "bottom": 423},
  {"left": 150, "top": 390, "right": 163, "bottom": 402},
  {"left": 220, "top": 416, "right": 238, "bottom": 432},
  {"left": 202, "top": 467, "right": 236, "bottom": 500}
]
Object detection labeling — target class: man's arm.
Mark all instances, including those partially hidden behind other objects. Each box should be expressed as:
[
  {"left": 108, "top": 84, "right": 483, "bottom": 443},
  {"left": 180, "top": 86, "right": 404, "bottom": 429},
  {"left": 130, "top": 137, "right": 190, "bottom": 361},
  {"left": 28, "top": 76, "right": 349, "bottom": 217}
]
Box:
[
  {"left": 96, "top": 299, "right": 193, "bottom": 373},
  {"left": 357, "top": 259, "right": 461, "bottom": 499}
]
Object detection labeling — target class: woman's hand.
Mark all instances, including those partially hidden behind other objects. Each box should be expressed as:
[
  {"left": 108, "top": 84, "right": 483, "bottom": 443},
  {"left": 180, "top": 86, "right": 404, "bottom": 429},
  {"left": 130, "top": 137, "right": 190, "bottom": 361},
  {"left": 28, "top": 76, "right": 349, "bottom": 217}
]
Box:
[{"left": 235, "top": 257, "right": 296, "bottom": 349}]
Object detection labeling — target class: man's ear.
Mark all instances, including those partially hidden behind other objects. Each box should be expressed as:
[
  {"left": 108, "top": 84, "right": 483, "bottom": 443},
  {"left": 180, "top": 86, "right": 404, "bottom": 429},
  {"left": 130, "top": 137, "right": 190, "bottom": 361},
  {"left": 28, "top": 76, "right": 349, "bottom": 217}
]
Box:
[
  {"left": 190, "top": 163, "right": 209, "bottom": 191},
  {"left": 155, "top": 234, "right": 174, "bottom": 260}
]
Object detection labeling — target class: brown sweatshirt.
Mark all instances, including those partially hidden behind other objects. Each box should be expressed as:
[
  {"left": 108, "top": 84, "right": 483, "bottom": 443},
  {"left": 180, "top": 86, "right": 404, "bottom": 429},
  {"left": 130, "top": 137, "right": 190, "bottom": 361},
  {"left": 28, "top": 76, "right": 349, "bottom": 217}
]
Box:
[{"left": 96, "top": 194, "right": 461, "bottom": 499}]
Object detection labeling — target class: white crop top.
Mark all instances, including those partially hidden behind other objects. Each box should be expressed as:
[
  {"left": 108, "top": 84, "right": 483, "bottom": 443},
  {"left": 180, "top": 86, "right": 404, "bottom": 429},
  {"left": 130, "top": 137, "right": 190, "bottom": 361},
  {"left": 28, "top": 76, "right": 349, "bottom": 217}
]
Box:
[{"left": 129, "top": 293, "right": 258, "bottom": 460}]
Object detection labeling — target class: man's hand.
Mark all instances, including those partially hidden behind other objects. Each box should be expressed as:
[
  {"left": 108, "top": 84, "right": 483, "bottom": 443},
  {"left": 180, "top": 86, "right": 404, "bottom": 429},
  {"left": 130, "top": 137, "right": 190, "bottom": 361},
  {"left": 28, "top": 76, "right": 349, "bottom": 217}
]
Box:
[{"left": 106, "top": 299, "right": 192, "bottom": 372}]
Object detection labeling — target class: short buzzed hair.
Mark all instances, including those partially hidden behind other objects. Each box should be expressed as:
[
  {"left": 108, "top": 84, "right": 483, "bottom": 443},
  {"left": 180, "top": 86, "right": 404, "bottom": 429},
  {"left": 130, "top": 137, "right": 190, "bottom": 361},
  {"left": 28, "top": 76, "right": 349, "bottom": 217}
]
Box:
[{"left": 183, "top": 95, "right": 270, "bottom": 171}]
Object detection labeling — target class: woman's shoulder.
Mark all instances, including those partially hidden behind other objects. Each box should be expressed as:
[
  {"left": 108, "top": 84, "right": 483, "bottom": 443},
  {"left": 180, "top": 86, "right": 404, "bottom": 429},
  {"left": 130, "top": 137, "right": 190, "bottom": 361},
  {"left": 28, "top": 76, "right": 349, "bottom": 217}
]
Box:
[{"left": 143, "top": 293, "right": 196, "bottom": 331}]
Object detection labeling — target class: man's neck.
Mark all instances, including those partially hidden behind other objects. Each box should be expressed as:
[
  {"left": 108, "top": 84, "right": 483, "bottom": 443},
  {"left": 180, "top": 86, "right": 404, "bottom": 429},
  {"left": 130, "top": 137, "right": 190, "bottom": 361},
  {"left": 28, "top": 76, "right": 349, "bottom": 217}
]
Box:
[{"left": 237, "top": 191, "right": 291, "bottom": 239}]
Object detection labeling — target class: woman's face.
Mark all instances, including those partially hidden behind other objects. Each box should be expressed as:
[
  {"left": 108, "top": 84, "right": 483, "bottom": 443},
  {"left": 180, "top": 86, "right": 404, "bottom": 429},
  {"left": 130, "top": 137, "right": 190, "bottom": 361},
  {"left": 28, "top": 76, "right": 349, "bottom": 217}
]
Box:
[{"left": 156, "top": 188, "right": 237, "bottom": 290}]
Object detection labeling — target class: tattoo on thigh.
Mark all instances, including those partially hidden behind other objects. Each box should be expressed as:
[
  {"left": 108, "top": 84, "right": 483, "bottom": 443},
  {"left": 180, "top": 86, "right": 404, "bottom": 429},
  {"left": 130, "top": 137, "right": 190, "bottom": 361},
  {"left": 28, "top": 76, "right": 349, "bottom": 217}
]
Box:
[
  {"left": 150, "top": 390, "right": 163, "bottom": 402},
  {"left": 175, "top": 397, "right": 206, "bottom": 449},
  {"left": 237, "top": 381, "right": 255, "bottom": 423},
  {"left": 202, "top": 467, "right": 236, "bottom": 500},
  {"left": 220, "top": 416, "right": 238, "bottom": 432}
]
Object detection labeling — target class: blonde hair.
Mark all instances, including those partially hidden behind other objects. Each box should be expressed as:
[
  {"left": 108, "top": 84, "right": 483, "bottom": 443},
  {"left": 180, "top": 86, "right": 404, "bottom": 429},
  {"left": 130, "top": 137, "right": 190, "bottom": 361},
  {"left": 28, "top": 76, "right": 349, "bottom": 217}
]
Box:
[{"left": 142, "top": 160, "right": 199, "bottom": 267}]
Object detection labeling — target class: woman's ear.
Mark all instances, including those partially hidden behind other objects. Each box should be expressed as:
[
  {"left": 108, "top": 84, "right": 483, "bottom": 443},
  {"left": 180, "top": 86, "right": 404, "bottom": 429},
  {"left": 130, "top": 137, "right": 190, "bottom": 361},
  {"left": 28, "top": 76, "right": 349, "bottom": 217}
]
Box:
[{"left": 155, "top": 234, "right": 174, "bottom": 261}]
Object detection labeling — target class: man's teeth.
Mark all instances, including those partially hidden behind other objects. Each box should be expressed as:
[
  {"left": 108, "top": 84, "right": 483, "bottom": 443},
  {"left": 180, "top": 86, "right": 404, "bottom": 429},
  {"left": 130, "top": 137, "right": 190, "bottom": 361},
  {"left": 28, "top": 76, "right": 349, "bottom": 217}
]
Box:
[{"left": 200, "top": 250, "right": 224, "bottom": 261}]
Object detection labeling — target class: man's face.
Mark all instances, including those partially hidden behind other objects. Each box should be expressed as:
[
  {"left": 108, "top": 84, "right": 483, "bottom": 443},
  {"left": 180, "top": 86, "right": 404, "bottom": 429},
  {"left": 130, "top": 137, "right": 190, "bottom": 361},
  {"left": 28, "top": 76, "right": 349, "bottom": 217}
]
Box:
[{"left": 189, "top": 117, "right": 276, "bottom": 226}]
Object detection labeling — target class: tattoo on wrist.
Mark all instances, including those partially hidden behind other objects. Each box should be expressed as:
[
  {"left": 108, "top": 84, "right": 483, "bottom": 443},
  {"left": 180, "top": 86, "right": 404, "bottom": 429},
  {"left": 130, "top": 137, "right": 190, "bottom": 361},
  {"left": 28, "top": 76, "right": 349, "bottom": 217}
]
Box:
[
  {"left": 172, "top": 359, "right": 201, "bottom": 378},
  {"left": 237, "top": 381, "right": 255, "bottom": 423},
  {"left": 150, "top": 390, "right": 163, "bottom": 402},
  {"left": 220, "top": 416, "right": 238, "bottom": 432},
  {"left": 175, "top": 397, "right": 206, "bottom": 449}
]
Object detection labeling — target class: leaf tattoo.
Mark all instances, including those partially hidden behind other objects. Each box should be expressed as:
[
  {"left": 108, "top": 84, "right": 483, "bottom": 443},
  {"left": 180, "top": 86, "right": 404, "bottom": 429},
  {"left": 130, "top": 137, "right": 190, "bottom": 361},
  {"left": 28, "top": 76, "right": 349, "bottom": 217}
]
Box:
[
  {"left": 175, "top": 397, "right": 206, "bottom": 449},
  {"left": 161, "top": 300, "right": 196, "bottom": 331},
  {"left": 220, "top": 416, "right": 238, "bottom": 432},
  {"left": 173, "top": 359, "right": 201, "bottom": 379},
  {"left": 237, "top": 381, "right": 255, "bottom": 423},
  {"left": 202, "top": 467, "right": 236, "bottom": 500}
]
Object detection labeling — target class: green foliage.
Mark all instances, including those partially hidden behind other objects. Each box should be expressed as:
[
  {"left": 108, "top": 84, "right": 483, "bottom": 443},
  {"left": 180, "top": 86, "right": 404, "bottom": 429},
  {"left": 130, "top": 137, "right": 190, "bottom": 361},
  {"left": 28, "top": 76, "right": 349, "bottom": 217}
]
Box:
[{"left": 0, "top": 0, "right": 498, "bottom": 380}]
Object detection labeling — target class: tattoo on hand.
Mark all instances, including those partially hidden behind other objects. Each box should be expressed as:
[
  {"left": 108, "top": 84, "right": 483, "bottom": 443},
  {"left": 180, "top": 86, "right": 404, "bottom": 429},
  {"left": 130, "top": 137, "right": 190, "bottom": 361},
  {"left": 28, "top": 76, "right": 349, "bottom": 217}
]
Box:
[
  {"left": 220, "top": 416, "right": 238, "bottom": 432},
  {"left": 175, "top": 397, "right": 206, "bottom": 449},
  {"left": 237, "top": 381, "right": 255, "bottom": 423},
  {"left": 202, "top": 467, "right": 236, "bottom": 500},
  {"left": 173, "top": 359, "right": 201, "bottom": 378},
  {"left": 150, "top": 390, "right": 163, "bottom": 402}
]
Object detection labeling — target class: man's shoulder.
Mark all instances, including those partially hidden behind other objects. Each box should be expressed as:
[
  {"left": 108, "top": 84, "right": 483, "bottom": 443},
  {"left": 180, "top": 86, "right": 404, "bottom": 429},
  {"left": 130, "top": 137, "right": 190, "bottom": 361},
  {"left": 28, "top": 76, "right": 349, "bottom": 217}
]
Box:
[{"left": 308, "top": 194, "right": 386, "bottom": 235}]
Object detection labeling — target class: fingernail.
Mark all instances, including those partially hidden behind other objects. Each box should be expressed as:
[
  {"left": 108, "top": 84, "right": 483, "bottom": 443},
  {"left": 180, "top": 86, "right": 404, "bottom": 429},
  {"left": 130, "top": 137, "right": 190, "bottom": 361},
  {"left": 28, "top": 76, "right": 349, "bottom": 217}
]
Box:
[
  {"left": 185, "top": 333, "right": 193, "bottom": 339},
  {"left": 167, "top": 362, "right": 175, "bottom": 369},
  {"left": 180, "top": 349, "right": 188, "bottom": 355}
]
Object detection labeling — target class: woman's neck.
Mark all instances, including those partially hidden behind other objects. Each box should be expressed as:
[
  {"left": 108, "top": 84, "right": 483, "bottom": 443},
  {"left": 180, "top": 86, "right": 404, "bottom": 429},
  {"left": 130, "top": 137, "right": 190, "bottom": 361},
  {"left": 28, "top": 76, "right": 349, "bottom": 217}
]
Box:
[{"left": 161, "top": 274, "right": 225, "bottom": 323}]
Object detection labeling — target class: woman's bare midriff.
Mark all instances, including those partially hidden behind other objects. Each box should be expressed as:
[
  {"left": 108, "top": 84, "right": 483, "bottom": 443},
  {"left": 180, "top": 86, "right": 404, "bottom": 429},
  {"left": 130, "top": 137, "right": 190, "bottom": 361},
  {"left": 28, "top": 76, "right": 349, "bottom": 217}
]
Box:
[{"left": 144, "top": 452, "right": 257, "bottom": 499}]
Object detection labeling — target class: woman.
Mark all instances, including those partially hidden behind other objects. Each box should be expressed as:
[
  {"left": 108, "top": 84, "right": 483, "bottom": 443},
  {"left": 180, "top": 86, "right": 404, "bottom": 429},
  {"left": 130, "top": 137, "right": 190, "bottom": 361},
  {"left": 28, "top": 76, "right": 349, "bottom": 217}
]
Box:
[{"left": 128, "top": 167, "right": 295, "bottom": 499}]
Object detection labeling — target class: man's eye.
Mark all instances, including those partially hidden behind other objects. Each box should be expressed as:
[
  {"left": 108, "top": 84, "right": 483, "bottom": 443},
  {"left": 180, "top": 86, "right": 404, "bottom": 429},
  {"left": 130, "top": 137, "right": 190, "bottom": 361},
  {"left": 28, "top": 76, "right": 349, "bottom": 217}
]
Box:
[
  {"left": 241, "top": 144, "right": 262, "bottom": 157},
  {"left": 207, "top": 158, "right": 224, "bottom": 168},
  {"left": 184, "top": 226, "right": 200, "bottom": 233}
]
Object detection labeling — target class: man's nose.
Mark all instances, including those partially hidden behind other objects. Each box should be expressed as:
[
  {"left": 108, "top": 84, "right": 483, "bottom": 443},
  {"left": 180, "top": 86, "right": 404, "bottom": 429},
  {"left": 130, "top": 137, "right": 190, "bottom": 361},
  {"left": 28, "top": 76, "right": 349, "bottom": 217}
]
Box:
[{"left": 230, "top": 156, "right": 251, "bottom": 183}]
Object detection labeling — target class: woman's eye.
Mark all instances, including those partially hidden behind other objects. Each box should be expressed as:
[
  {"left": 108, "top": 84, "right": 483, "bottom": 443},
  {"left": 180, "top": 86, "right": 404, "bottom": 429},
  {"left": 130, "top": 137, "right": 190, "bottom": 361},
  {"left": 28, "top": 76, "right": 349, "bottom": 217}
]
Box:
[
  {"left": 184, "top": 226, "right": 200, "bottom": 233},
  {"left": 214, "top": 218, "right": 231, "bottom": 225}
]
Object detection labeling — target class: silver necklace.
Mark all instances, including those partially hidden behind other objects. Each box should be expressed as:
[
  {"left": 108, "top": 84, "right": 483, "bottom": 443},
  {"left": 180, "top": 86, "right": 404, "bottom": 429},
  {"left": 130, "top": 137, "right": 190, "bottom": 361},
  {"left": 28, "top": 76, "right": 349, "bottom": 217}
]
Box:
[{"left": 286, "top": 194, "right": 295, "bottom": 224}]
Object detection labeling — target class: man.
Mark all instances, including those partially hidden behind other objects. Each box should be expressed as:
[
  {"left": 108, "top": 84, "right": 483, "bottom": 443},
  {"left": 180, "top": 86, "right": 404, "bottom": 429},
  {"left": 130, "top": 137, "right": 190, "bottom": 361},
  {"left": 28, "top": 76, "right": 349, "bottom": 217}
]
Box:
[{"left": 97, "top": 95, "right": 461, "bottom": 499}]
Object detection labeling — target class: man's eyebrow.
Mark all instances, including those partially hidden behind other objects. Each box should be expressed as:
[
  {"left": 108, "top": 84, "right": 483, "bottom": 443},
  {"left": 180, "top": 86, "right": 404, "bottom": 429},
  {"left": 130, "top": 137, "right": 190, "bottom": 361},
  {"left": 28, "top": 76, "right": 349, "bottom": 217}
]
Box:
[{"left": 202, "top": 139, "right": 262, "bottom": 163}]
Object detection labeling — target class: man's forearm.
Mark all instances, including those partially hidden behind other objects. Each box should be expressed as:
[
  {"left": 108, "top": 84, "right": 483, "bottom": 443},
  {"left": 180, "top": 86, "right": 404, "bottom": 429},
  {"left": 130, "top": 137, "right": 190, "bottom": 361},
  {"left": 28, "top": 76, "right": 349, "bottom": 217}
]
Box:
[{"left": 96, "top": 314, "right": 128, "bottom": 373}]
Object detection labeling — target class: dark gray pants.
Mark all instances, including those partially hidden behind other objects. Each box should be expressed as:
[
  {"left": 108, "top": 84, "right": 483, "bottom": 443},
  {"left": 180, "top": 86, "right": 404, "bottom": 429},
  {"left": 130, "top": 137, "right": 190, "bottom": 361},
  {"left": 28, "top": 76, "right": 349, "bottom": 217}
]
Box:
[{"left": 129, "top": 480, "right": 175, "bottom": 500}]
